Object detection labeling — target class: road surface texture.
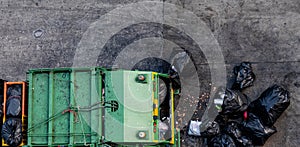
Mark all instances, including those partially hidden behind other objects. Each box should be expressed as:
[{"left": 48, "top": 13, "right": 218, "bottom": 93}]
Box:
[{"left": 0, "top": 0, "right": 299, "bottom": 146}]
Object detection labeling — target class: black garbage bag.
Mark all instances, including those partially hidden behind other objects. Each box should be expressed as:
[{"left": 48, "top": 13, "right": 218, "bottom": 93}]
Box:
[
  {"left": 208, "top": 133, "right": 236, "bottom": 147},
  {"left": 249, "top": 85, "right": 290, "bottom": 127},
  {"left": 2, "top": 118, "right": 22, "bottom": 147},
  {"left": 168, "top": 66, "right": 181, "bottom": 93},
  {"left": 7, "top": 85, "right": 22, "bottom": 98},
  {"left": 224, "top": 122, "right": 253, "bottom": 147},
  {"left": 201, "top": 121, "right": 220, "bottom": 137},
  {"left": 6, "top": 97, "right": 21, "bottom": 117},
  {"left": 232, "top": 62, "right": 255, "bottom": 90},
  {"left": 6, "top": 85, "right": 22, "bottom": 117},
  {"left": 221, "top": 89, "right": 250, "bottom": 118},
  {"left": 241, "top": 112, "right": 277, "bottom": 145}
]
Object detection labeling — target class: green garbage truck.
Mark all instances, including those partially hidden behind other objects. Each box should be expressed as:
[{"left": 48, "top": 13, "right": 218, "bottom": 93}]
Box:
[{"left": 1, "top": 67, "right": 180, "bottom": 147}]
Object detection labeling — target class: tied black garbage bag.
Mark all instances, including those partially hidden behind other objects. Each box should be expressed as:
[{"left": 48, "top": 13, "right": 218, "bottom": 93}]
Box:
[
  {"left": 6, "top": 85, "right": 22, "bottom": 117},
  {"left": 221, "top": 89, "right": 250, "bottom": 118},
  {"left": 232, "top": 62, "right": 255, "bottom": 90},
  {"left": 2, "top": 118, "right": 22, "bottom": 147},
  {"left": 7, "top": 85, "right": 22, "bottom": 98},
  {"left": 6, "top": 97, "right": 21, "bottom": 117},
  {"left": 208, "top": 133, "right": 236, "bottom": 147},
  {"left": 242, "top": 112, "right": 277, "bottom": 145},
  {"left": 249, "top": 85, "right": 290, "bottom": 127},
  {"left": 224, "top": 122, "right": 253, "bottom": 147}
]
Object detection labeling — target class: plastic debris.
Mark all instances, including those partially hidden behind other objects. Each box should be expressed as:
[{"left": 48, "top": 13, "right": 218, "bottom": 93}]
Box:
[
  {"left": 2, "top": 118, "right": 22, "bottom": 147},
  {"left": 232, "top": 62, "right": 255, "bottom": 90},
  {"left": 188, "top": 120, "right": 202, "bottom": 136},
  {"left": 248, "top": 85, "right": 290, "bottom": 127},
  {"left": 159, "top": 120, "right": 170, "bottom": 140}
]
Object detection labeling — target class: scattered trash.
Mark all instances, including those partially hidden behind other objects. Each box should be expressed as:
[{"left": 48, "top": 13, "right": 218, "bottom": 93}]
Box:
[
  {"left": 190, "top": 62, "right": 290, "bottom": 147},
  {"left": 33, "top": 29, "right": 44, "bottom": 38},
  {"left": 232, "top": 62, "right": 255, "bottom": 90},
  {"left": 159, "top": 120, "right": 170, "bottom": 140},
  {"left": 188, "top": 120, "right": 202, "bottom": 136},
  {"left": 2, "top": 118, "right": 22, "bottom": 147},
  {"left": 200, "top": 87, "right": 226, "bottom": 132},
  {"left": 214, "top": 98, "right": 224, "bottom": 112}
]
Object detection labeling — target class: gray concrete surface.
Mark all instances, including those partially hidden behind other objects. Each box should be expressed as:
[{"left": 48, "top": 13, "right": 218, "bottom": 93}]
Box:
[{"left": 0, "top": 0, "right": 299, "bottom": 146}]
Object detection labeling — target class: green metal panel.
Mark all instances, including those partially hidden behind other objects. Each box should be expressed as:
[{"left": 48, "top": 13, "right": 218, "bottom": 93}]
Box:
[
  {"left": 104, "top": 70, "right": 154, "bottom": 144},
  {"left": 29, "top": 72, "right": 49, "bottom": 145},
  {"left": 104, "top": 70, "right": 125, "bottom": 142},
  {"left": 73, "top": 70, "right": 92, "bottom": 144},
  {"left": 123, "top": 71, "right": 153, "bottom": 142},
  {"left": 26, "top": 67, "right": 103, "bottom": 146},
  {"left": 52, "top": 72, "right": 70, "bottom": 144}
]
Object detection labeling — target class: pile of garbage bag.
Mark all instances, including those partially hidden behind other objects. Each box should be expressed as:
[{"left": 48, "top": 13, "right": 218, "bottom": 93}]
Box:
[
  {"left": 188, "top": 62, "right": 290, "bottom": 146},
  {"left": 1, "top": 85, "right": 23, "bottom": 147}
]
